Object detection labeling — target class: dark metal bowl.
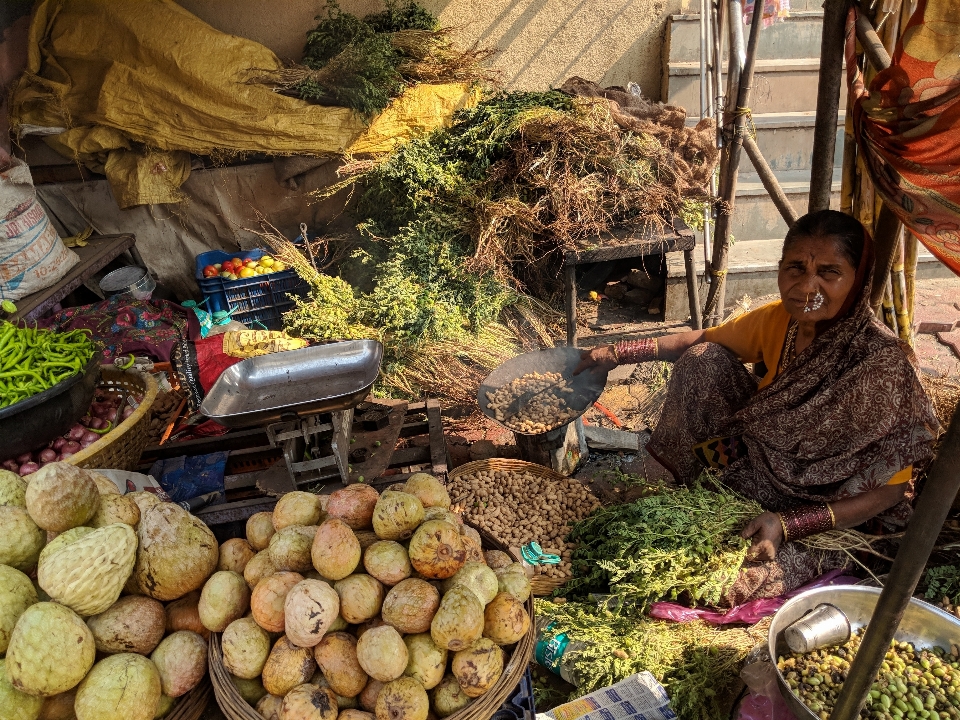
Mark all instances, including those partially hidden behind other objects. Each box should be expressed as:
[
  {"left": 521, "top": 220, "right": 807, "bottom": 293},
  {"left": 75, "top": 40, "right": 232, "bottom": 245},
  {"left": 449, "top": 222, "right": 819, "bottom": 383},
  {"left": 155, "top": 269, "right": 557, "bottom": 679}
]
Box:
[{"left": 0, "top": 356, "right": 102, "bottom": 461}]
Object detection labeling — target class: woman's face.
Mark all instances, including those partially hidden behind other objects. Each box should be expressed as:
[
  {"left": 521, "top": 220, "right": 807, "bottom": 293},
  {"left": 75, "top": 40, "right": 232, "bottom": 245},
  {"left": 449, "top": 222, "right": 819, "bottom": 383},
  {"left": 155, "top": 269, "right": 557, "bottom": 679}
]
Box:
[{"left": 778, "top": 235, "right": 858, "bottom": 323}]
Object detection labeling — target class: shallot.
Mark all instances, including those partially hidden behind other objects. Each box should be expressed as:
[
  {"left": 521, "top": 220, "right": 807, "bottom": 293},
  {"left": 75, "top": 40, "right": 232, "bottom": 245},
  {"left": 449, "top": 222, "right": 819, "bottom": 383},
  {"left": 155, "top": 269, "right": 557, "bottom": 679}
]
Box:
[
  {"left": 121, "top": 405, "right": 134, "bottom": 420},
  {"left": 19, "top": 462, "right": 39, "bottom": 475},
  {"left": 2, "top": 459, "right": 18, "bottom": 472},
  {"left": 60, "top": 440, "right": 81, "bottom": 458},
  {"left": 88, "top": 417, "right": 106, "bottom": 430},
  {"left": 52, "top": 437, "right": 67, "bottom": 451},
  {"left": 79, "top": 431, "right": 100, "bottom": 448},
  {"left": 38, "top": 448, "right": 58, "bottom": 464},
  {"left": 68, "top": 424, "right": 86, "bottom": 441},
  {"left": 15, "top": 452, "right": 32, "bottom": 465}
]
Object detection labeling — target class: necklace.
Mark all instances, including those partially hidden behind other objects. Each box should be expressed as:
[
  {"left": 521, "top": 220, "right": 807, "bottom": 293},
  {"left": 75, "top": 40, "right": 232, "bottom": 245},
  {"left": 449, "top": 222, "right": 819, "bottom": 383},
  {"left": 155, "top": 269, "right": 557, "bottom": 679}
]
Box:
[{"left": 778, "top": 320, "right": 799, "bottom": 375}]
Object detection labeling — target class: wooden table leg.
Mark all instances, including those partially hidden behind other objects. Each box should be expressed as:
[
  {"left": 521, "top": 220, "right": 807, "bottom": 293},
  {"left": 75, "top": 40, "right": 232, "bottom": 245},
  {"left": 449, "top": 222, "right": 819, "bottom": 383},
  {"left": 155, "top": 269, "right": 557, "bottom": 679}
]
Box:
[
  {"left": 564, "top": 257, "right": 578, "bottom": 347},
  {"left": 683, "top": 248, "right": 703, "bottom": 330}
]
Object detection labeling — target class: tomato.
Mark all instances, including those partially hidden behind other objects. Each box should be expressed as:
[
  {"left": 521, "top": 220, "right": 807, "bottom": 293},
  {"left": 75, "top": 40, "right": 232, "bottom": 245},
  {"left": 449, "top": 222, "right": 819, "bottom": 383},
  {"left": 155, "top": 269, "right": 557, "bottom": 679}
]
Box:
[
  {"left": 231, "top": 258, "right": 243, "bottom": 267},
  {"left": 202, "top": 265, "right": 219, "bottom": 278}
]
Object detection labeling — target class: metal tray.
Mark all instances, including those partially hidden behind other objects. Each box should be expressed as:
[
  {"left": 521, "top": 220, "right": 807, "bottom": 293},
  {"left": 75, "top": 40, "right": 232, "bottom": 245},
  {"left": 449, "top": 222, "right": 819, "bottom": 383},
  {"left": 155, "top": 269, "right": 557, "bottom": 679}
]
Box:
[
  {"left": 478, "top": 347, "right": 608, "bottom": 435},
  {"left": 200, "top": 340, "right": 383, "bottom": 428},
  {"left": 769, "top": 585, "right": 960, "bottom": 720}
]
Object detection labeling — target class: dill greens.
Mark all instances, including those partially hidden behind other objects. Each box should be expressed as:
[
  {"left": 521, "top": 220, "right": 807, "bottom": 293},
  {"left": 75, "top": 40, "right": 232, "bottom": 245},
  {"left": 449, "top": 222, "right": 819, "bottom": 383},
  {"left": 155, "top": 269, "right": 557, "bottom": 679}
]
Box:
[
  {"left": 557, "top": 483, "right": 761, "bottom": 609},
  {"left": 536, "top": 599, "right": 768, "bottom": 720}
]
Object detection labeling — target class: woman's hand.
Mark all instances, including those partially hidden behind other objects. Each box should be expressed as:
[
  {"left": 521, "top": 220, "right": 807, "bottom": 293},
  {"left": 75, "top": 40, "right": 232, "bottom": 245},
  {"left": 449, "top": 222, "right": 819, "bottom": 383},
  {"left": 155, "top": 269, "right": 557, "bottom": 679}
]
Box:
[
  {"left": 741, "top": 511, "right": 784, "bottom": 562},
  {"left": 574, "top": 345, "right": 618, "bottom": 375}
]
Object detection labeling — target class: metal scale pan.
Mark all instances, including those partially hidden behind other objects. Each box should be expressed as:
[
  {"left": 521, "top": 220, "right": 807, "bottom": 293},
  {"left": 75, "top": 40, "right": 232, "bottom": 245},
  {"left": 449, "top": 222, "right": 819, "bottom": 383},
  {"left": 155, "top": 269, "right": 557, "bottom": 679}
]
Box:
[
  {"left": 201, "top": 340, "right": 383, "bottom": 493},
  {"left": 200, "top": 340, "right": 383, "bottom": 428},
  {"left": 478, "top": 347, "right": 608, "bottom": 435}
]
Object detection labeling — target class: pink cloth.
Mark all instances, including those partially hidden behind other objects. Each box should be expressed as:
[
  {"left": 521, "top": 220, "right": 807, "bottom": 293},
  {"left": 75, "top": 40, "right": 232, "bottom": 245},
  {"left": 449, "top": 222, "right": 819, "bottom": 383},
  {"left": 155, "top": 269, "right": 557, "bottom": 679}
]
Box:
[{"left": 648, "top": 569, "right": 860, "bottom": 625}]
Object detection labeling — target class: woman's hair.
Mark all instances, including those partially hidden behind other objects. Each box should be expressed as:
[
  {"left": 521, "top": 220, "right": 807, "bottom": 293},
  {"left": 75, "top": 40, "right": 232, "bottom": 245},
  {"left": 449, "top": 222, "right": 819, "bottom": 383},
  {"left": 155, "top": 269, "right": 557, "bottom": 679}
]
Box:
[{"left": 783, "top": 210, "right": 866, "bottom": 268}]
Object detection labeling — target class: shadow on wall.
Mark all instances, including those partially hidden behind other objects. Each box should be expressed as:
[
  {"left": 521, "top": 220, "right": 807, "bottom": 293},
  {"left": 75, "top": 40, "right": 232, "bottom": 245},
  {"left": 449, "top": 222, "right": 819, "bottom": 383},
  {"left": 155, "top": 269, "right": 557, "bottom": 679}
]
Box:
[{"left": 176, "top": 0, "right": 680, "bottom": 100}]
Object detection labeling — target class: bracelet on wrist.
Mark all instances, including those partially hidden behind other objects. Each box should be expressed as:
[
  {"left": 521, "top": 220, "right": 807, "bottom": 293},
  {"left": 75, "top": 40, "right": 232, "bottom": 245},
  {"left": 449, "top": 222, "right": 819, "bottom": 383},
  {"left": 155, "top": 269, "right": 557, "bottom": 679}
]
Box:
[
  {"left": 779, "top": 503, "right": 836, "bottom": 543},
  {"left": 614, "top": 338, "right": 659, "bottom": 364}
]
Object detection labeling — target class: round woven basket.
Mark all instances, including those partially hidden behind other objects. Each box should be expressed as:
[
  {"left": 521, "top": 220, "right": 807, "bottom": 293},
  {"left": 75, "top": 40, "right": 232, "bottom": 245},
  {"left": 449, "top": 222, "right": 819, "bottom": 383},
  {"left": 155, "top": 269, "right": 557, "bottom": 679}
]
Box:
[
  {"left": 208, "top": 524, "right": 534, "bottom": 720},
  {"left": 65, "top": 366, "right": 158, "bottom": 472},
  {"left": 448, "top": 458, "right": 574, "bottom": 596},
  {"left": 168, "top": 679, "right": 212, "bottom": 720}
]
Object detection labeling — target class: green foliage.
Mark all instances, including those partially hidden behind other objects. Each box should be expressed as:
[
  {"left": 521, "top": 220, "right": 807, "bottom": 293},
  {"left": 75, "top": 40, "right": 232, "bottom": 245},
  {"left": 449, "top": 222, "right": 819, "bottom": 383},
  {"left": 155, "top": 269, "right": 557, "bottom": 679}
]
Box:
[
  {"left": 557, "top": 483, "right": 761, "bottom": 610},
  {"left": 298, "top": 0, "right": 438, "bottom": 116},
  {"left": 536, "top": 599, "right": 763, "bottom": 720},
  {"left": 924, "top": 565, "right": 960, "bottom": 604},
  {"left": 365, "top": 0, "right": 438, "bottom": 32}
]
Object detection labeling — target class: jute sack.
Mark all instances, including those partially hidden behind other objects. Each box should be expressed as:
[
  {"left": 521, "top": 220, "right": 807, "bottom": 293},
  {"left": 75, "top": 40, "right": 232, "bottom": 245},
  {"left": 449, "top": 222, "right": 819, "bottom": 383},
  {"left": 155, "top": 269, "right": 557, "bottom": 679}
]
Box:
[{"left": 0, "top": 158, "right": 78, "bottom": 301}]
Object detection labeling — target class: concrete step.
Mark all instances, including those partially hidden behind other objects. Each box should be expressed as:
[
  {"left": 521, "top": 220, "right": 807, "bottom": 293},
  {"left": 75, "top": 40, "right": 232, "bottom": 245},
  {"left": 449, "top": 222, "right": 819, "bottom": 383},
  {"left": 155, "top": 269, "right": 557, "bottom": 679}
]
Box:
[
  {"left": 666, "top": 58, "right": 846, "bottom": 115},
  {"left": 664, "top": 238, "right": 956, "bottom": 321},
  {"left": 725, "top": 168, "right": 842, "bottom": 243},
  {"left": 665, "top": 11, "right": 825, "bottom": 65},
  {"left": 687, "top": 111, "right": 845, "bottom": 173}
]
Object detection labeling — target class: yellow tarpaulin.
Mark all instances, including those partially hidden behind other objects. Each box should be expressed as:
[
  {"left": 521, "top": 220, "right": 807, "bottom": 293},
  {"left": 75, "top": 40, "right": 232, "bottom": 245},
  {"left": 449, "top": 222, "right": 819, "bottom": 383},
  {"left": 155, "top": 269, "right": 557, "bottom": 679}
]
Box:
[{"left": 12, "top": 0, "right": 476, "bottom": 208}]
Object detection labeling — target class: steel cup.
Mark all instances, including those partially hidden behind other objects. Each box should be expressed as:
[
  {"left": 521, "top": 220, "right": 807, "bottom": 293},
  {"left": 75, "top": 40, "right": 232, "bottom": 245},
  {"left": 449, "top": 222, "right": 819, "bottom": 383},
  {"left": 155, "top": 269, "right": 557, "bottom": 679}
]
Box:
[{"left": 783, "top": 603, "right": 851, "bottom": 653}]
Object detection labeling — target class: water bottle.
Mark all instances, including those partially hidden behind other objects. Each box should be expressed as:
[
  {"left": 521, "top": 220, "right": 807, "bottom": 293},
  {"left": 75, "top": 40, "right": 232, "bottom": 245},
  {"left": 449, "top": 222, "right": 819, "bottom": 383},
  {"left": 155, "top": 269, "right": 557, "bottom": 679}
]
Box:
[{"left": 534, "top": 617, "right": 590, "bottom": 686}]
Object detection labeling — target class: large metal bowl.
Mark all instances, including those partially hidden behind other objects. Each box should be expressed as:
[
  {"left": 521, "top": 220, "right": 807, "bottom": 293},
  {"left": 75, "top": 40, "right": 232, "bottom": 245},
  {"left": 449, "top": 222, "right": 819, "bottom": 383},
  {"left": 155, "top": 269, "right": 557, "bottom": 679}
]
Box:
[{"left": 769, "top": 586, "right": 960, "bottom": 720}]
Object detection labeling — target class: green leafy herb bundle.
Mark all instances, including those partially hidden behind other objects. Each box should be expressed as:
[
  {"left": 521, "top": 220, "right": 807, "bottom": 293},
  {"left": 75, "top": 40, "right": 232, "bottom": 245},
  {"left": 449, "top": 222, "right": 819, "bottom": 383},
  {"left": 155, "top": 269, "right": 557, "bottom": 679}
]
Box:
[
  {"left": 557, "top": 483, "right": 761, "bottom": 609},
  {"left": 536, "top": 599, "right": 769, "bottom": 720}
]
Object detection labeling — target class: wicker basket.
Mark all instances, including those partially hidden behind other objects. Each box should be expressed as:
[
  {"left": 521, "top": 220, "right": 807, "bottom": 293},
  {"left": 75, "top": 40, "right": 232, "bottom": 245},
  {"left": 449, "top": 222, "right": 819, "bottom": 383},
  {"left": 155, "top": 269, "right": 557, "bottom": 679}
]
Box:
[
  {"left": 448, "top": 458, "right": 575, "bottom": 597},
  {"left": 168, "top": 679, "right": 212, "bottom": 720},
  {"left": 66, "top": 366, "right": 158, "bottom": 472},
  {"left": 208, "top": 525, "right": 534, "bottom": 720}
]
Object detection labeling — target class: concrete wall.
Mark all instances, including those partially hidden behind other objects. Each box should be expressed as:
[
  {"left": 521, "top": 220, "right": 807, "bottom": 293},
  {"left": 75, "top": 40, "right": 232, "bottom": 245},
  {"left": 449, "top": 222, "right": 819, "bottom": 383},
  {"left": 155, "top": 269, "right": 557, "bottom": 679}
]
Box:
[{"left": 175, "top": 0, "right": 683, "bottom": 100}]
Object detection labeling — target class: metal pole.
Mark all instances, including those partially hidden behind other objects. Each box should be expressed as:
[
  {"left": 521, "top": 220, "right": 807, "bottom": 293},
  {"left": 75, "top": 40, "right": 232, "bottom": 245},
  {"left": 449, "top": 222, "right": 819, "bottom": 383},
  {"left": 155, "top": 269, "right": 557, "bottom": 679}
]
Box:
[
  {"left": 701, "top": 0, "right": 762, "bottom": 326},
  {"left": 829, "top": 406, "right": 960, "bottom": 720},
  {"left": 701, "top": 0, "right": 715, "bottom": 270},
  {"left": 809, "top": 0, "right": 849, "bottom": 212}
]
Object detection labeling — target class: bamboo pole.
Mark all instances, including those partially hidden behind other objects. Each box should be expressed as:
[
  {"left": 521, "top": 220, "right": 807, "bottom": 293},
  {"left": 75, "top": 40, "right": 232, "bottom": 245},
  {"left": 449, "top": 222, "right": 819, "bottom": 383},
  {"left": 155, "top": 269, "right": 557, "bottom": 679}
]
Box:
[
  {"left": 890, "top": 232, "right": 913, "bottom": 345},
  {"left": 870, "top": 204, "right": 903, "bottom": 313},
  {"left": 702, "top": 0, "right": 764, "bottom": 327},
  {"left": 904, "top": 230, "right": 918, "bottom": 328},
  {"left": 854, "top": 12, "right": 892, "bottom": 70},
  {"left": 743, "top": 136, "right": 798, "bottom": 226},
  {"left": 882, "top": 275, "right": 897, "bottom": 333}
]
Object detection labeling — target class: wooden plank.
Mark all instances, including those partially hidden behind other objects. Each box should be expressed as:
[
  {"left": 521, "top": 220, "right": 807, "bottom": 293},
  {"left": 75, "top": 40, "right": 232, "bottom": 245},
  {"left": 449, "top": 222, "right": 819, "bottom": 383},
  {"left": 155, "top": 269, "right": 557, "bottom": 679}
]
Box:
[
  {"left": 425, "top": 398, "right": 448, "bottom": 478},
  {"left": 12, "top": 234, "right": 136, "bottom": 322},
  {"left": 140, "top": 428, "right": 269, "bottom": 465}
]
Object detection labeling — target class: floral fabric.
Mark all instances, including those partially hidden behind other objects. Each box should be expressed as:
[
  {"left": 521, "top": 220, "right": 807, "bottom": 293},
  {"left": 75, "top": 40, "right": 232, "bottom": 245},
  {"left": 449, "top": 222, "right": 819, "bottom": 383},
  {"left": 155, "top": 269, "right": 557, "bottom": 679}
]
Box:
[{"left": 847, "top": 0, "right": 960, "bottom": 277}]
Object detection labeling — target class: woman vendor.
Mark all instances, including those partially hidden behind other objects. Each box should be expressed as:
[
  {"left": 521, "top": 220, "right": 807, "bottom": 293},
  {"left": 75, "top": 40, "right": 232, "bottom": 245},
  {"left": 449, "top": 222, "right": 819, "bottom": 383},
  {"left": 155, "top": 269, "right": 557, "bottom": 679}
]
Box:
[{"left": 578, "top": 209, "right": 941, "bottom": 605}]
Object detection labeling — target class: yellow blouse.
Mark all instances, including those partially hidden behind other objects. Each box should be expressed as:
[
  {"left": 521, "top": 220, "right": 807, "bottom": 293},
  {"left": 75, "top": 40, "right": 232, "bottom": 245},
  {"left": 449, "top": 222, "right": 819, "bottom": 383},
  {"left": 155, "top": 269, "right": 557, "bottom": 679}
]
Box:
[{"left": 701, "top": 300, "right": 912, "bottom": 485}]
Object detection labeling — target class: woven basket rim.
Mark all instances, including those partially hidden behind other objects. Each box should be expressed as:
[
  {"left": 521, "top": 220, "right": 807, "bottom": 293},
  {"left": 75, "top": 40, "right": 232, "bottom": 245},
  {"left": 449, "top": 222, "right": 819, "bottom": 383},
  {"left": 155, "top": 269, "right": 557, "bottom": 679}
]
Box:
[
  {"left": 65, "top": 367, "right": 157, "bottom": 468},
  {"left": 168, "top": 678, "right": 212, "bottom": 720},
  {"left": 208, "top": 523, "right": 534, "bottom": 720},
  {"left": 448, "top": 458, "right": 567, "bottom": 484}
]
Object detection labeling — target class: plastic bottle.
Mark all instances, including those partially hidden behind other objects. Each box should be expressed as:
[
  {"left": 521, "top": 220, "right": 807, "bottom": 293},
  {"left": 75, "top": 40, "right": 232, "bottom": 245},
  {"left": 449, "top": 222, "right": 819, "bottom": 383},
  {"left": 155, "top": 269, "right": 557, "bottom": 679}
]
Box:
[{"left": 534, "top": 617, "right": 590, "bottom": 686}]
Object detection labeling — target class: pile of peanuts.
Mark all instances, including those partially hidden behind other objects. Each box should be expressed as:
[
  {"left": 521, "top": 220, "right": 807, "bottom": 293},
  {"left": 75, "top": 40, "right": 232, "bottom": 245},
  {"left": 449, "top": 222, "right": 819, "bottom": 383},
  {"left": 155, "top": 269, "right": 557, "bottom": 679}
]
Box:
[
  {"left": 146, "top": 391, "right": 183, "bottom": 444},
  {"left": 448, "top": 468, "right": 602, "bottom": 581},
  {"left": 485, "top": 371, "right": 580, "bottom": 434}
]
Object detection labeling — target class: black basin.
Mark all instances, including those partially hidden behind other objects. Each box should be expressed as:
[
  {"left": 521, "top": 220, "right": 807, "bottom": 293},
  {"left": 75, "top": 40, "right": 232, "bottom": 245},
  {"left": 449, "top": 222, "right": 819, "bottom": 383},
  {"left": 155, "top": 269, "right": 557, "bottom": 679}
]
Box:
[{"left": 0, "top": 357, "right": 102, "bottom": 461}]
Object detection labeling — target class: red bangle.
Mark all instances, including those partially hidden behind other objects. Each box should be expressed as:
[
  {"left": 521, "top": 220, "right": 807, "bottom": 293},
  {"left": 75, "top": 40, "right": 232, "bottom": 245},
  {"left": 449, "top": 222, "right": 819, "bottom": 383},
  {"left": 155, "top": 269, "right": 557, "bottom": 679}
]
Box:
[
  {"left": 778, "top": 504, "right": 835, "bottom": 543},
  {"left": 615, "top": 338, "right": 658, "bottom": 364}
]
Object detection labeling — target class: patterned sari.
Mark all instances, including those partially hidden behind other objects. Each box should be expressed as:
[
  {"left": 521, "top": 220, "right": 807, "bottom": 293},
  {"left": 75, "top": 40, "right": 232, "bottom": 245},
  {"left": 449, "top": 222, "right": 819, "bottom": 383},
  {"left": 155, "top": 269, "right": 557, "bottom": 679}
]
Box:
[{"left": 647, "top": 240, "right": 940, "bottom": 605}]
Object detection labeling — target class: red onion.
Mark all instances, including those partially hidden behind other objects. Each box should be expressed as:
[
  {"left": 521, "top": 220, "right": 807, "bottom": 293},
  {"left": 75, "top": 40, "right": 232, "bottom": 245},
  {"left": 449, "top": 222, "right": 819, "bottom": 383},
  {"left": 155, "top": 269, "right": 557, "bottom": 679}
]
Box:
[
  {"left": 68, "top": 424, "right": 86, "bottom": 441},
  {"left": 88, "top": 417, "right": 105, "bottom": 430},
  {"left": 60, "top": 441, "right": 81, "bottom": 458},
  {"left": 52, "top": 437, "right": 67, "bottom": 451},
  {"left": 2, "top": 460, "right": 18, "bottom": 472},
  {"left": 38, "top": 448, "right": 58, "bottom": 464},
  {"left": 122, "top": 405, "right": 134, "bottom": 420},
  {"left": 19, "top": 462, "right": 39, "bottom": 476},
  {"left": 79, "top": 431, "right": 100, "bottom": 448},
  {"left": 15, "top": 452, "right": 32, "bottom": 465}
]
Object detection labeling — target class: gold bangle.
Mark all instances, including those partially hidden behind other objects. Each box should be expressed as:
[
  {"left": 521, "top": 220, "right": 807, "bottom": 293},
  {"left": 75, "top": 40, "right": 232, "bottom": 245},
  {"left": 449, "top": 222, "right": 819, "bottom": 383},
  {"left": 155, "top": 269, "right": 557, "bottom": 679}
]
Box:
[
  {"left": 826, "top": 503, "right": 836, "bottom": 529},
  {"left": 778, "top": 513, "right": 790, "bottom": 543}
]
